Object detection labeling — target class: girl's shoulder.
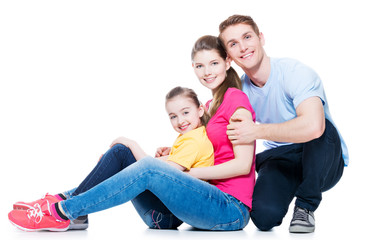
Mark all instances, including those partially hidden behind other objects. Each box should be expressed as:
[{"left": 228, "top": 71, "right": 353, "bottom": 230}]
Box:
[{"left": 179, "top": 126, "right": 206, "bottom": 143}]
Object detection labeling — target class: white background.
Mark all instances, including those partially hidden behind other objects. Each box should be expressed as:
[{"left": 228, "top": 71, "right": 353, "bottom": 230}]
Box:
[{"left": 1, "top": 0, "right": 367, "bottom": 239}]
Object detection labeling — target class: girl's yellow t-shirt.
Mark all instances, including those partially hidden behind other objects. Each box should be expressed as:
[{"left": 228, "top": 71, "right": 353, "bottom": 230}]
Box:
[{"left": 167, "top": 126, "right": 214, "bottom": 170}]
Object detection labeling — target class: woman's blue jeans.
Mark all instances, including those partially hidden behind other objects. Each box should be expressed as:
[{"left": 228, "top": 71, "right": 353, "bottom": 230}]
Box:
[{"left": 62, "top": 145, "right": 250, "bottom": 230}]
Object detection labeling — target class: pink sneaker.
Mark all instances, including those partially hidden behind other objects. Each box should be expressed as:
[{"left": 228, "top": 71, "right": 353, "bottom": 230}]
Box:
[
  {"left": 8, "top": 201, "right": 70, "bottom": 232},
  {"left": 13, "top": 193, "right": 61, "bottom": 210}
]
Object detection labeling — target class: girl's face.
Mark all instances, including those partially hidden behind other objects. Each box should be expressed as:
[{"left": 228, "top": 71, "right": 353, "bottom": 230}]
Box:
[
  {"left": 192, "top": 49, "right": 231, "bottom": 91},
  {"left": 166, "top": 96, "right": 204, "bottom": 135}
]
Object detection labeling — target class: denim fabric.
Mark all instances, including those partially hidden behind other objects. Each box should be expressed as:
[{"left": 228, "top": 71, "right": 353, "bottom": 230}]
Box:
[
  {"left": 62, "top": 144, "right": 182, "bottom": 229},
  {"left": 60, "top": 157, "right": 250, "bottom": 231},
  {"left": 250, "top": 119, "right": 344, "bottom": 231},
  {"left": 71, "top": 144, "right": 137, "bottom": 196}
]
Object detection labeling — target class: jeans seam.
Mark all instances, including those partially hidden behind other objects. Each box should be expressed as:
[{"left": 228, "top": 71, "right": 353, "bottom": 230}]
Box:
[{"left": 228, "top": 196, "right": 248, "bottom": 229}]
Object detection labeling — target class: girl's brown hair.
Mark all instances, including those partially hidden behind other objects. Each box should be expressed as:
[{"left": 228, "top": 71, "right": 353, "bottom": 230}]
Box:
[
  {"left": 191, "top": 35, "right": 242, "bottom": 117},
  {"left": 165, "top": 86, "right": 210, "bottom": 126}
]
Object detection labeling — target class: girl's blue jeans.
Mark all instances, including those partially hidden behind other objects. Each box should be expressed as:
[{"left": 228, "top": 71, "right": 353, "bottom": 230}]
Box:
[{"left": 62, "top": 144, "right": 250, "bottom": 230}]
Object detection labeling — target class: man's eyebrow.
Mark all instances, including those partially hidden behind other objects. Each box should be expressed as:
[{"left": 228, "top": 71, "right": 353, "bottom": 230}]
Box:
[{"left": 226, "top": 31, "right": 252, "bottom": 45}]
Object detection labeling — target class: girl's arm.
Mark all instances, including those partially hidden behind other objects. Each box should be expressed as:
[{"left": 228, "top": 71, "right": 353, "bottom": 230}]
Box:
[
  {"left": 110, "top": 136, "right": 148, "bottom": 161},
  {"left": 188, "top": 108, "right": 254, "bottom": 180}
]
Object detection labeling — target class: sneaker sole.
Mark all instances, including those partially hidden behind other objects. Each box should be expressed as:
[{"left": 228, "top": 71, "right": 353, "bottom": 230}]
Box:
[
  {"left": 13, "top": 204, "right": 31, "bottom": 210},
  {"left": 9, "top": 220, "right": 69, "bottom": 232},
  {"left": 289, "top": 225, "right": 315, "bottom": 233},
  {"left": 12, "top": 206, "right": 88, "bottom": 230},
  {"left": 68, "top": 223, "right": 88, "bottom": 230}
]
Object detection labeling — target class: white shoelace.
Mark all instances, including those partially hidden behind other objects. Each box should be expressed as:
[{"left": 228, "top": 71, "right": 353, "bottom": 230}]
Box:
[{"left": 26, "top": 200, "right": 51, "bottom": 224}]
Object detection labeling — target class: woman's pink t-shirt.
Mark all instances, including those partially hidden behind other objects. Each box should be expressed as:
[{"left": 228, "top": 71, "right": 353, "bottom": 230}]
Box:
[{"left": 206, "top": 88, "right": 256, "bottom": 209}]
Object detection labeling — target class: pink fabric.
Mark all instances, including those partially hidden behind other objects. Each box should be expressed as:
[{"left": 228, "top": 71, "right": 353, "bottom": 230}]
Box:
[
  {"left": 54, "top": 194, "right": 64, "bottom": 201},
  {"left": 50, "top": 203, "right": 66, "bottom": 221},
  {"left": 206, "top": 88, "right": 256, "bottom": 209}
]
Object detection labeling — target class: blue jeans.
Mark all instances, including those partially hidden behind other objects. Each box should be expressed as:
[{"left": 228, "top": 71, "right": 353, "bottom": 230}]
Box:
[
  {"left": 61, "top": 155, "right": 250, "bottom": 230},
  {"left": 250, "top": 119, "right": 345, "bottom": 231},
  {"left": 63, "top": 144, "right": 183, "bottom": 229}
]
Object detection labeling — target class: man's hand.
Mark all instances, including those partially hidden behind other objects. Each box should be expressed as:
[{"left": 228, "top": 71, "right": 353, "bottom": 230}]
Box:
[
  {"left": 227, "top": 112, "right": 257, "bottom": 144},
  {"left": 155, "top": 147, "right": 171, "bottom": 157}
]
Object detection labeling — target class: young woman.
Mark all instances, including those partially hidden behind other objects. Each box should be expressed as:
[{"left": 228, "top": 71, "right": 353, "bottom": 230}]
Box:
[{"left": 9, "top": 35, "right": 256, "bottom": 232}]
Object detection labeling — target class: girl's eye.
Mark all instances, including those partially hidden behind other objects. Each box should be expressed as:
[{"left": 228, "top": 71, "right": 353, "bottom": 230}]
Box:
[
  {"left": 170, "top": 115, "right": 176, "bottom": 120},
  {"left": 183, "top": 111, "right": 189, "bottom": 115},
  {"left": 212, "top": 62, "right": 219, "bottom": 66},
  {"left": 196, "top": 65, "right": 202, "bottom": 69},
  {"left": 245, "top": 35, "right": 251, "bottom": 40},
  {"left": 230, "top": 42, "right": 237, "bottom": 48}
]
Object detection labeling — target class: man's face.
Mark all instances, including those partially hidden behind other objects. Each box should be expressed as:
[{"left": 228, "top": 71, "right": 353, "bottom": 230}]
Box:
[{"left": 220, "top": 23, "right": 265, "bottom": 71}]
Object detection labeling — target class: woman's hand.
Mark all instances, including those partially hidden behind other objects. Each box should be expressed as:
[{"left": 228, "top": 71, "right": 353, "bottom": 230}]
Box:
[{"left": 155, "top": 147, "right": 171, "bottom": 157}]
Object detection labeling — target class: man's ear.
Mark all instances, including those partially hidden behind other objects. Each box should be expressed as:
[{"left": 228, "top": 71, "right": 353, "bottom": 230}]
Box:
[
  {"left": 225, "top": 55, "right": 232, "bottom": 71},
  {"left": 259, "top": 32, "right": 265, "bottom": 46}
]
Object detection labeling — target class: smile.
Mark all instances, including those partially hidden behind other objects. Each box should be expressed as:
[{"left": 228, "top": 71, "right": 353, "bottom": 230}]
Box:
[
  {"left": 203, "top": 77, "right": 216, "bottom": 84},
  {"left": 241, "top": 52, "right": 253, "bottom": 59},
  {"left": 179, "top": 124, "right": 190, "bottom": 130}
]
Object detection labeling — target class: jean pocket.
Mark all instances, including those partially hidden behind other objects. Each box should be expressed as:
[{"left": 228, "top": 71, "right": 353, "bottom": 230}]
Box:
[{"left": 210, "top": 219, "right": 241, "bottom": 231}]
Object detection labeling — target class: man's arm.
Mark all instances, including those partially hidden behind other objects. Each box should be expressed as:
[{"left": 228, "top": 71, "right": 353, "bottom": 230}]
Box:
[{"left": 227, "top": 97, "right": 325, "bottom": 144}]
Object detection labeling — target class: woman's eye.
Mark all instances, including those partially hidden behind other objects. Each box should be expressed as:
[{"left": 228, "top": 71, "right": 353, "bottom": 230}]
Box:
[
  {"left": 170, "top": 115, "right": 176, "bottom": 120},
  {"left": 196, "top": 64, "right": 202, "bottom": 69}
]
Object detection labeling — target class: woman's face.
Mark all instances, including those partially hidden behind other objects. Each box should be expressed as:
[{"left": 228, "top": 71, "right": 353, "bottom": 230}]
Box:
[{"left": 192, "top": 49, "right": 230, "bottom": 91}]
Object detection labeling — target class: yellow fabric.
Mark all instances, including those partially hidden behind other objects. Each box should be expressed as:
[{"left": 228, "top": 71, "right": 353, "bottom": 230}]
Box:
[{"left": 167, "top": 126, "right": 214, "bottom": 170}]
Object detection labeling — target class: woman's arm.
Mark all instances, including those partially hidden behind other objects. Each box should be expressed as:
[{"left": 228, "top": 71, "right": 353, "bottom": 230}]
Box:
[{"left": 188, "top": 108, "right": 254, "bottom": 180}]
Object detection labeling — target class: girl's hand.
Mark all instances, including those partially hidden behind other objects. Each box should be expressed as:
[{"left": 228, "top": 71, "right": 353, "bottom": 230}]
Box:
[
  {"left": 155, "top": 147, "right": 171, "bottom": 157},
  {"left": 110, "top": 136, "right": 134, "bottom": 148}
]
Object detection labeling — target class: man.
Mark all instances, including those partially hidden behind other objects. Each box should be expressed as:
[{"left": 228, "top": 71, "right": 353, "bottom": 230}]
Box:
[{"left": 219, "top": 15, "right": 348, "bottom": 233}]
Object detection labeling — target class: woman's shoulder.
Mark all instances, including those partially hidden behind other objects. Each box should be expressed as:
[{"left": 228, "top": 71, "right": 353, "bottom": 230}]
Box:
[
  {"left": 222, "top": 88, "right": 255, "bottom": 120},
  {"left": 223, "top": 88, "right": 250, "bottom": 104}
]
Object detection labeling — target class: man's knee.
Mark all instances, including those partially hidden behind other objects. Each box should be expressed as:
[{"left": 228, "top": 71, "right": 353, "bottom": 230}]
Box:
[{"left": 251, "top": 205, "right": 285, "bottom": 231}]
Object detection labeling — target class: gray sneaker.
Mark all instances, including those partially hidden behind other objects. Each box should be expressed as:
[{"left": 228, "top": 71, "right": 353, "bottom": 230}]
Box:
[
  {"left": 69, "top": 215, "right": 89, "bottom": 230},
  {"left": 289, "top": 206, "right": 315, "bottom": 233}
]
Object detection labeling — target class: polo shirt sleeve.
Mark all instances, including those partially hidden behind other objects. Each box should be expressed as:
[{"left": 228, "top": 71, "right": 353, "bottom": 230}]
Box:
[{"left": 283, "top": 61, "right": 326, "bottom": 109}]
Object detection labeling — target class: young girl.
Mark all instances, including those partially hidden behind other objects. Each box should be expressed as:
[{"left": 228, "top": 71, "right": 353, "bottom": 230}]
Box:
[
  {"left": 9, "top": 86, "right": 214, "bottom": 231},
  {"left": 9, "top": 35, "right": 256, "bottom": 232}
]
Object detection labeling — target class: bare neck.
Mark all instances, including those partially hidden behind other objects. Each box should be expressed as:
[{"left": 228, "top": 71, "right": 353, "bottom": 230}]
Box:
[{"left": 243, "top": 55, "right": 271, "bottom": 88}]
